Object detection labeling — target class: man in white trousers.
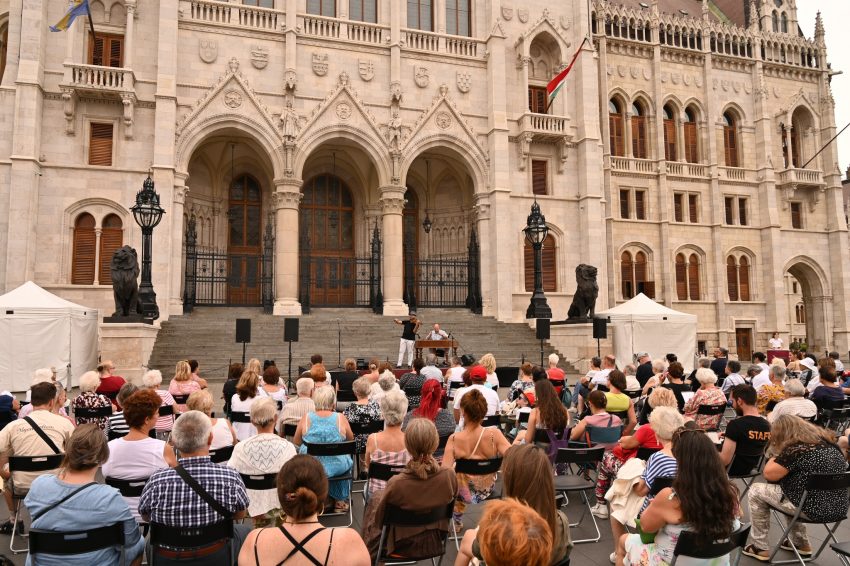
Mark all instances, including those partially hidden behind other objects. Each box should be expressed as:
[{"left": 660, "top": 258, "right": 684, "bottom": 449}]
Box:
[{"left": 394, "top": 312, "right": 420, "bottom": 368}]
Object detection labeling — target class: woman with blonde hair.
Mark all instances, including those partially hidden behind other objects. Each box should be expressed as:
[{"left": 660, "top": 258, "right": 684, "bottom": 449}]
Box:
[
  {"left": 168, "top": 360, "right": 201, "bottom": 413},
  {"left": 246, "top": 357, "right": 262, "bottom": 377},
  {"left": 479, "top": 353, "right": 499, "bottom": 389},
  {"left": 186, "top": 389, "right": 236, "bottom": 450},
  {"left": 231, "top": 370, "right": 267, "bottom": 441},
  {"left": 477, "top": 498, "right": 553, "bottom": 566}
]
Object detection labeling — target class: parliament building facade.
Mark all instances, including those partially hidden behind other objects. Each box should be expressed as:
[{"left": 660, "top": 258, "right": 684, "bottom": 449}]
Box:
[{"left": 0, "top": 0, "right": 847, "bottom": 359}]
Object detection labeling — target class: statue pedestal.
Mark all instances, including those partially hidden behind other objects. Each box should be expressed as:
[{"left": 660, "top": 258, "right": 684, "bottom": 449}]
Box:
[
  {"left": 99, "top": 323, "right": 160, "bottom": 385},
  {"left": 549, "top": 322, "right": 613, "bottom": 374}
]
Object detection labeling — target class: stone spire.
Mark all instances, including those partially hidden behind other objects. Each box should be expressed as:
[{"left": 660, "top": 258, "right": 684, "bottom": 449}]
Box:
[
  {"left": 814, "top": 11, "right": 825, "bottom": 46},
  {"left": 748, "top": 0, "right": 759, "bottom": 31},
  {"left": 701, "top": 0, "right": 709, "bottom": 21}
]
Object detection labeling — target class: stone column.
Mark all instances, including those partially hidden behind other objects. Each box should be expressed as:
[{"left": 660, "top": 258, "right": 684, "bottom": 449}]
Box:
[
  {"left": 380, "top": 185, "right": 407, "bottom": 316},
  {"left": 273, "top": 179, "right": 303, "bottom": 315},
  {"left": 124, "top": 0, "right": 136, "bottom": 68},
  {"left": 168, "top": 173, "right": 188, "bottom": 315},
  {"left": 93, "top": 228, "right": 102, "bottom": 285}
]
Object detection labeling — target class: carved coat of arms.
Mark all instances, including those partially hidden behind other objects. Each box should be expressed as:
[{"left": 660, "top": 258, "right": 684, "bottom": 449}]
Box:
[
  {"left": 517, "top": 8, "right": 529, "bottom": 22},
  {"left": 414, "top": 66, "right": 429, "bottom": 88},
  {"left": 312, "top": 53, "right": 329, "bottom": 76},
  {"left": 358, "top": 59, "right": 374, "bottom": 82},
  {"left": 251, "top": 46, "right": 268, "bottom": 69},
  {"left": 501, "top": 6, "right": 513, "bottom": 20},
  {"left": 456, "top": 72, "right": 471, "bottom": 93},
  {"left": 199, "top": 39, "right": 217, "bottom": 64}
]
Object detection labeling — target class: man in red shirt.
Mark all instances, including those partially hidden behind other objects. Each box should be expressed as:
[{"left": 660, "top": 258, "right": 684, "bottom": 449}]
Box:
[
  {"left": 546, "top": 353, "right": 566, "bottom": 394},
  {"left": 95, "top": 360, "right": 126, "bottom": 407}
]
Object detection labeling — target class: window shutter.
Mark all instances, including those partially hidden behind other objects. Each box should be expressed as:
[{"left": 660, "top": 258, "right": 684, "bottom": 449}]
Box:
[
  {"left": 688, "top": 194, "right": 698, "bottom": 223},
  {"left": 98, "top": 216, "right": 123, "bottom": 284},
  {"left": 724, "top": 126, "right": 739, "bottom": 167},
  {"left": 541, "top": 235, "right": 556, "bottom": 292},
  {"left": 632, "top": 116, "right": 647, "bottom": 159},
  {"left": 72, "top": 214, "right": 96, "bottom": 285},
  {"left": 738, "top": 198, "right": 748, "bottom": 226},
  {"left": 531, "top": 160, "right": 547, "bottom": 195},
  {"left": 621, "top": 252, "right": 633, "bottom": 298},
  {"left": 724, "top": 197, "right": 734, "bottom": 225},
  {"left": 790, "top": 125, "right": 800, "bottom": 168},
  {"left": 673, "top": 193, "right": 683, "bottom": 222},
  {"left": 89, "top": 35, "right": 104, "bottom": 66},
  {"left": 675, "top": 254, "right": 687, "bottom": 300},
  {"left": 108, "top": 36, "right": 123, "bottom": 68},
  {"left": 634, "top": 190, "right": 646, "bottom": 220},
  {"left": 528, "top": 87, "right": 547, "bottom": 114},
  {"left": 634, "top": 251, "right": 647, "bottom": 291},
  {"left": 726, "top": 257, "right": 739, "bottom": 301},
  {"left": 609, "top": 114, "right": 624, "bottom": 157},
  {"left": 790, "top": 202, "right": 801, "bottom": 229},
  {"left": 684, "top": 122, "right": 698, "bottom": 163},
  {"left": 619, "top": 189, "right": 630, "bottom": 219},
  {"left": 688, "top": 254, "right": 700, "bottom": 300},
  {"left": 663, "top": 119, "right": 677, "bottom": 161},
  {"left": 524, "top": 241, "right": 534, "bottom": 292},
  {"left": 89, "top": 123, "right": 114, "bottom": 166},
  {"left": 739, "top": 257, "right": 750, "bottom": 301}
]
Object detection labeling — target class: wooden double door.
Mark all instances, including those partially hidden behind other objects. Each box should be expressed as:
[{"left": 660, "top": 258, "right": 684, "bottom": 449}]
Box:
[{"left": 227, "top": 175, "right": 263, "bottom": 305}]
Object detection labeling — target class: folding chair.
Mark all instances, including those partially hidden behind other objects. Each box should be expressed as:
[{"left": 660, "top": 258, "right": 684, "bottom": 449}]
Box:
[
  {"left": 149, "top": 519, "right": 234, "bottom": 566},
  {"left": 669, "top": 523, "right": 751, "bottom": 565},
  {"left": 551, "top": 446, "right": 605, "bottom": 544},
  {"left": 447, "top": 381, "right": 464, "bottom": 399},
  {"left": 374, "top": 502, "right": 454, "bottom": 566},
  {"left": 635, "top": 446, "right": 661, "bottom": 460},
  {"left": 767, "top": 472, "right": 850, "bottom": 565},
  {"left": 171, "top": 394, "right": 190, "bottom": 406},
  {"left": 350, "top": 420, "right": 385, "bottom": 493},
  {"left": 337, "top": 390, "right": 357, "bottom": 405},
  {"left": 230, "top": 411, "right": 250, "bottom": 425},
  {"left": 696, "top": 403, "right": 727, "bottom": 431},
  {"left": 7, "top": 453, "right": 64, "bottom": 554},
  {"left": 727, "top": 450, "right": 766, "bottom": 501},
  {"left": 481, "top": 415, "right": 501, "bottom": 429},
  {"left": 239, "top": 472, "right": 277, "bottom": 490},
  {"left": 818, "top": 400, "right": 850, "bottom": 434},
  {"left": 209, "top": 445, "right": 234, "bottom": 464},
  {"left": 302, "top": 440, "right": 357, "bottom": 527},
  {"left": 281, "top": 423, "right": 297, "bottom": 439},
  {"left": 649, "top": 476, "right": 674, "bottom": 497},
  {"left": 362, "top": 461, "right": 406, "bottom": 504},
  {"left": 105, "top": 476, "right": 149, "bottom": 498},
  {"left": 158, "top": 405, "right": 174, "bottom": 418},
  {"left": 29, "top": 522, "right": 126, "bottom": 564},
  {"left": 830, "top": 541, "right": 850, "bottom": 566},
  {"left": 625, "top": 389, "right": 642, "bottom": 400},
  {"left": 74, "top": 405, "right": 113, "bottom": 420},
  {"left": 450, "top": 457, "right": 504, "bottom": 546}
]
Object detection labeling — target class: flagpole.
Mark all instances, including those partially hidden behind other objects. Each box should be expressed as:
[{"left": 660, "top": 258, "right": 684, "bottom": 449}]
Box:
[{"left": 86, "top": 0, "right": 96, "bottom": 42}]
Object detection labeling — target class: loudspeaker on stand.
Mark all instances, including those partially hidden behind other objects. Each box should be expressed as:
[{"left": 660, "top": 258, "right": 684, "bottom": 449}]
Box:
[
  {"left": 235, "top": 319, "right": 252, "bottom": 343},
  {"left": 284, "top": 318, "right": 299, "bottom": 342}
]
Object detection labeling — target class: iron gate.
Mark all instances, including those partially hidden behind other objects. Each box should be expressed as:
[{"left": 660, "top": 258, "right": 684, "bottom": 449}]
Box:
[{"left": 404, "top": 229, "right": 482, "bottom": 313}]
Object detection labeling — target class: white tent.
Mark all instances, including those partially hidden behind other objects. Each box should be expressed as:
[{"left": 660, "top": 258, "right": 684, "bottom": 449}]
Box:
[
  {"left": 0, "top": 282, "right": 98, "bottom": 392},
  {"left": 596, "top": 293, "right": 698, "bottom": 372}
]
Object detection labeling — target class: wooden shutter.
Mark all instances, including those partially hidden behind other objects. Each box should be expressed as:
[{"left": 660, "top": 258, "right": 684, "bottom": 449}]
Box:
[
  {"left": 609, "top": 114, "right": 624, "bottom": 156},
  {"left": 89, "top": 123, "right": 114, "bottom": 166},
  {"left": 89, "top": 34, "right": 104, "bottom": 66},
  {"left": 790, "top": 202, "right": 802, "bottom": 229},
  {"left": 619, "top": 189, "right": 630, "bottom": 219},
  {"left": 726, "top": 256, "right": 739, "bottom": 301},
  {"left": 673, "top": 193, "right": 683, "bottom": 222},
  {"left": 528, "top": 86, "right": 547, "bottom": 114},
  {"left": 675, "top": 254, "right": 687, "bottom": 300},
  {"left": 634, "top": 251, "right": 647, "bottom": 292},
  {"left": 531, "top": 160, "right": 547, "bottom": 195},
  {"left": 621, "top": 251, "right": 633, "bottom": 298},
  {"left": 738, "top": 198, "right": 748, "bottom": 226},
  {"left": 790, "top": 125, "right": 800, "bottom": 168},
  {"left": 724, "top": 125, "right": 739, "bottom": 167},
  {"left": 634, "top": 190, "right": 646, "bottom": 220},
  {"left": 98, "top": 214, "right": 123, "bottom": 284},
  {"left": 541, "top": 235, "right": 556, "bottom": 292},
  {"left": 663, "top": 118, "right": 677, "bottom": 161},
  {"left": 71, "top": 213, "right": 96, "bottom": 285},
  {"left": 632, "top": 116, "right": 647, "bottom": 159},
  {"left": 724, "top": 197, "right": 734, "bottom": 225},
  {"left": 739, "top": 257, "right": 750, "bottom": 301},
  {"left": 89, "top": 33, "right": 122, "bottom": 67},
  {"left": 684, "top": 121, "right": 699, "bottom": 163},
  {"left": 108, "top": 36, "right": 123, "bottom": 68},
  {"left": 524, "top": 240, "right": 534, "bottom": 292},
  {"left": 688, "top": 254, "right": 700, "bottom": 300},
  {"left": 688, "top": 194, "right": 698, "bottom": 223}
]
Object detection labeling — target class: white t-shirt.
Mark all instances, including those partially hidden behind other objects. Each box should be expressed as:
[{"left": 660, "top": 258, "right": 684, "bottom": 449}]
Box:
[
  {"left": 751, "top": 373, "right": 771, "bottom": 391},
  {"left": 453, "top": 384, "right": 500, "bottom": 428},
  {"left": 591, "top": 368, "right": 612, "bottom": 386},
  {"left": 231, "top": 394, "right": 263, "bottom": 441},
  {"left": 446, "top": 367, "right": 466, "bottom": 382},
  {"left": 486, "top": 372, "right": 499, "bottom": 389},
  {"left": 835, "top": 360, "right": 845, "bottom": 373},
  {"left": 102, "top": 436, "right": 167, "bottom": 522},
  {"left": 768, "top": 337, "right": 783, "bottom": 349},
  {"left": 210, "top": 418, "right": 235, "bottom": 451}
]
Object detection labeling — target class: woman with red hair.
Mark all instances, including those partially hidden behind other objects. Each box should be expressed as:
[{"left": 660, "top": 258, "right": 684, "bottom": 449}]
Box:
[{"left": 402, "top": 379, "right": 455, "bottom": 439}]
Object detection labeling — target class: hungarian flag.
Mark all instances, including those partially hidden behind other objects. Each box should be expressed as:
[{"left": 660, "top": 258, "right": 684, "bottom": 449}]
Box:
[{"left": 546, "top": 37, "right": 589, "bottom": 111}]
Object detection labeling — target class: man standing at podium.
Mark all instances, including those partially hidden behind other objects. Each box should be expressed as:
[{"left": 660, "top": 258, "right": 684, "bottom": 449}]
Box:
[
  {"left": 394, "top": 312, "right": 420, "bottom": 369},
  {"left": 425, "top": 323, "right": 449, "bottom": 365}
]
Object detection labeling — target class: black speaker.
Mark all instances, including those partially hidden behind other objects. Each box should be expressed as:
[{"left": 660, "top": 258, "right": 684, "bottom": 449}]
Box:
[
  {"left": 593, "top": 317, "right": 607, "bottom": 339},
  {"left": 460, "top": 354, "right": 475, "bottom": 366},
  {"left": 284, "top": 318, "right": 299, "bottom": 342},
  {"left": 235, "top": 319, "right": 251, "bottom": 343},
  {"left": 536, "top": 319, "right": 550, "bottom": 340},
  {"left": 356, "top": 358, "right": 367, "bottom": 371}
]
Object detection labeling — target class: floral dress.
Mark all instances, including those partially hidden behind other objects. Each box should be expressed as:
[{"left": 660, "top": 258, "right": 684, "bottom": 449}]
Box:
[
  {"left": 682, "top": 387, "right": 727, "bottom": 430},
  {"left": 508, "top": 379, "right": 535, "bottom": 401},
  {"left": 452, "top": 428, "right": 498, "bottom": 527},
  {"left": 343, "top": 401, "right": 383, "bottom": 454},
  {"left": 73, "top": 391, "right": 112, "bottom": 430},
  {"left": 756, "top": 383, "right": 786, "bottom": 415}
]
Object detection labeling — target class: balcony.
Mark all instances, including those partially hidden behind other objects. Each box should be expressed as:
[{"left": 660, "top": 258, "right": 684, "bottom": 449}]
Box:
[
  {"left": 611, "top": 157, "right": 656, "bottom": 175},
  {"left": 719, "top": 166, "right": 757, "bottom": 184},
  {"left": 665, "top": 161, "right": 709, "bottom": 179},
  {"left": 401, "top": 28, "right": 484, "bottom": 59},
  {"left": 300, "top": 13, "right": 389, "bottom": 45},
  {"left": 63, "top": 64, "right": 135, "bottom": 96},
  {"left": 777, "top": 167, "right": 825, "bottom": 189},
  {"left": 184, "top": 0, "right": 282, "bottom": 32},
  {"left": 518, "top": 112, "right": 569, "bottom": 143}
]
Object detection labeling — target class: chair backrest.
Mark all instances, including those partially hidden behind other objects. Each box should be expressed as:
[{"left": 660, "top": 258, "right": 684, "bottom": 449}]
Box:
[
  {"left": 454, "top": 457, "right": 503, "bottom": 476},
  {"left": 533, "top": 427, "right": 569, "bottom": 444},
  {"left": 672, "top": 523, "right": 751, "bottom": 560},
  {"left": 495, "top": 367, "right": 520, "bottom": 388},
  {"left": 150, "top": 519, "right": 233, "bottom": 550},
  {"left": 230, "top": 411, "right": 251, "bottom": 423},
  {"left": 349, "top": 419, "right": 384, "bottom": 437},
  {"left": 697, "top": 403, "right": 726, "bottom": 416},
  {"left": 209, "top": 445, "right": 234, "bottom": 464},
  {"left": 107, "top": 428, "right": 128, "bottom": 441},
  {"left": 805, "top": 471, "right": 850, "bottom": 492},
  {"left": 625, "top": 389, "right": 642, "bottom": 399},
  {"left": 29, "top": 522, "right": 124, "bottom": 556},
  {"left": 586, "top": 423, "right": 623, "bottom": 446},
  {"left": 727, "top": 449, "right": 767, "bottom": 478},
  {"left": 337, "top": 390, "right": 357, "bottom": 403},
  {"left": 74, "top": 405, "right": 113, "bottom": 419},
  {"left": 367, "top": 461, "right": 407, "bottom": 482},
  {"left": 517, "top": 411, "right": 531, "bottom": 424},
  {"left": 158, "top": 404, "right": 174, "bottom": 417},
  {"left": 105, "top": 476, "right": 148, "bottom": 497},
  {"left": 650, "top": 476, "right": 674, "bottom": 496},
  {"left": 382, "top": 501, "right": 453, "bottom": 527},
  {"left": 172, "top": 394, "right": 190, "bottom": 405},
  {"left": 548, "top": 379, "right": 565, "bottom": 390},
  {"left": 281, "top": 423, "right": 297, "bottom": 438},
  {"left": 765, "top": 400, "right": 780, "bottom": 413},
  {"left": 8, "top": 454, "right": 64, "bottom": 473},
  {"left": 437, "top": 434, "right": 452, "bottom": 450},
  {"left": 481, "top": 414, "right": 501, "bottom": 428},
  {"left": 303, "top": 440, "right": 357, "bottom": 458},
  {"left": 554, "top": 446, "right": 605, "bottom": 466},
  {"left": 448, "top": 381, "right": 464, "bottom": 393},
  {"left": 276, "top": 400, "right": 284, "bottom": 411},
  {"left": 239, "top": 472, "right": 278, "bottom": 491},
  {"left": 636, "top": 446, "right": 661, "bottom": 461}
]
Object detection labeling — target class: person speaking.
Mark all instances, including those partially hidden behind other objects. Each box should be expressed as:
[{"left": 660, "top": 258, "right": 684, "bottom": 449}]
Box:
[{"left": 394, "top": 312, "right": 420, "bottom": 369}]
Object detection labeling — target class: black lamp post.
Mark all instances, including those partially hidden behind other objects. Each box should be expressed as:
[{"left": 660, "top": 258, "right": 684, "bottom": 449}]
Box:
[
  {"left": 131, "top": 174, "right": 165, "bottom": 320},
  {"left": 524, "top": 199, "right": 552, "bottom": 319}
]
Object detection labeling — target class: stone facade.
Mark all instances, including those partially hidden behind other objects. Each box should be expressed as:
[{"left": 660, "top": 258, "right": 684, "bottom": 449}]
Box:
[{"left": 0, "top": 0, "right": 847, "bottom": 359}]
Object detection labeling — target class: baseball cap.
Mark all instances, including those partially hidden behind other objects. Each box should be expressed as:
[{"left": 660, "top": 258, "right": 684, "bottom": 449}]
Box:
[
  {"left": 522, "top": 391, "right": 536, "bottom": 406},
  {"left": 469, "top": 365, "right": 487, "bottom": 381}
]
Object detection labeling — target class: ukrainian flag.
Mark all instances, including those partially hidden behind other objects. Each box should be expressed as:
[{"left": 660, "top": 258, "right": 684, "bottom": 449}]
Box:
[{"left": 50, "top": 0, "right": 91, "bottom": 32}]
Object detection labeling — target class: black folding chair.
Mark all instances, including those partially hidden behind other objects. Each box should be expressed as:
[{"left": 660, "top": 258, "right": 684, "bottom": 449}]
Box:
[
  {"left": 727, "top": 450, "right": 766, "bottom": 502},
  {"left": 29, "top": 522, "right": 126, "bottom": 562},
  {"left": 350, "top": 420, "right": 385, "bottom": 492},
  {"left": 239, "top": 472, "right": 277, "bottom": 490},
  {"left": 105, "top": 476, "right": 148, "bottom": 498},
  {"left": 149, "top": 519, "right": 234, "bottom": 566},
  {"left": 552, "top": 446, "right": 606, "bottom": 544},
  {"left": 281, "top": 423, "right": 297, "bottom": 439},
  {"left": 767, "top": 472, "right": 850, "bottom": 565},
  {"left": 696, "top": 403, "right": 727, "bottom": 431},
  {"left": 830, "top": 541, "right": 850, "bottom": 566},
  {"left": 818, "top": 399, "right": 850, "bottom": 434},
  {"left": 74, "top": 405, "right": 113, "bottom": 420},
  {"left": 209, "top": 445, "right": 234, "bottom": 464},
  {"left": 302, "top": 440, "right": 357, "bottom": 527},
  {"left": 451, "top": 457, "right": 504, "bottom": 546},
  {"left": 374, "top": 502, "right": 454, "bottom": 566},
  {"left": 669, "top": 523, "right": 750, "bottom": 565},
  {"left": 158, "top": 404, "right": 174, "bottom": 417},
  {"left": 362, "top": 461, "right": 406, "bottom": 504},
  {"left": 635, "top": 446, "right": 660, "bottom": 460},
  {"left": 649, "top": 476, "right": 674, "bottom": 497},
  {"left": 171, "top": 394, "right": 190, "bottom": 406},
  {"left": 337, "top": 390, "right": 357, "bottom": 404},
  {"left": 625, "top": 389, "right": 642, "bottom": 399},
  {"left": 447, "top": 381, "right": 464, "bottom": 398},
  {"left": 481, "top": 414, "right": 501, "bottom": 428},
  {"left": 230, "top": 411, "right": 250, "bottom": 424},
  {"left": 8, "top": 454, "right": 65, "bottom": 553}
]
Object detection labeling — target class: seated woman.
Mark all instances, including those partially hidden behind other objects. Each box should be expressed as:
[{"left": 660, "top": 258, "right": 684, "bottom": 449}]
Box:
[
  {"left": 168, "top": 360, "right": 202, "bottom": 414},
  {"left": 768, "top": 379, "right": 817, "bottom": 423},
  {"left": 661, "top": 362, "right": 690, "bottom": 413},
  {"left": 519, "top": 379, "right": 571, "bottom": 445},
  {"left": 363, "top": 418, "right": 458, "bottom": 561},
  {"left": 72, "top": 371, "right": 113, "bottom": 430},
  {"left": 616, "top": 427, "right": 739, "bottom": 566},
  {"left": 640, "top": 359, "right": 668, "bottom": 396},
  {"left": 742, "top": 415, "right": 849, "bottom": 561},
  {"left": 476, "top": 498, "right": 553, "bottom": 566},
  {"left": 186, "top": 389, "right": 237, "bottom": 451},
  {"left": 231, "top": 370, "right": 268, "bottom": 441},
  {"left": 336, "top": 358, "right": 360, "bottom": 393},
  {"left": 228, "top": 397, "right": 297, "bottom": 527},
  {"left": 637, "top": 383, "right": 679, "bottom": 426},
  {"left": 682, "top": 368, "right": 727, "bottom": 430},
  {"left": 810, "top": 369, "right": 845, "bottom": 410},
  {"left": 442, "top": 389, "right": 512, "bottom": 533},
  {"left": 105, "top": 382, "right": 138, "bottom": 439},
  {"left": 343, "top": 377, "right": 383, "bottom": 457},
  {"left": 364, "top": 391, "right": 410, "bottom": 500},
  {"left": 141, "top": 369, "right": 175, "bottom": 440},
  {"left": 570, "top": 390, "right": 622, "bottom": 449},
  {"left": 403, "top": 379, "right": 456, "bottom": 440},
  {"left": 25, "top": 424, "right": 146, "bottom": 565},
  {"left": 455, "top": 444, "right": 572, "bottom": 566},
  {"left": 508, "top": 362, "right": 536, "bottom": 401},
  {"left": 260, "top": 366, "right": 287, "bottom": 407},
  {"left": 293, "top": 386, "right": 355, "bottom": 513},
  {"left": 238, "top": 455, "right": 370, "bottom": 566},
  {"left": 370, "top": 370, "right": 400, "bottom": 402},
  {"left": 102, "top": 389, "right": 176, "bottom": 522},
  {"left": 605, "top": 370, "right": 637, "bottom": 435}
]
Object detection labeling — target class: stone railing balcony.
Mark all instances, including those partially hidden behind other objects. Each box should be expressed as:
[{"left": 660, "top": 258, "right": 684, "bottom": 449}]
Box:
[
  {"left": 300, "top": 13, "right": 390, "bottom": 45},
  {"left": 518, "top": 112, "right": 569, "bottom": 142},
  {"left": 665, "top": 161, "right": 709, "bottom": 178},
  {"left": 611, "top": 156, "right": 656, "bottom": 175},
  {"left": 401, "top": 28, "right": 484, "bottom": 59},
  {"left": 63, "top": 63, "right": 135, "bottom": 95},
  {"left": 777, "top": 167, "right": 825, "bottom": 188},
  {"left": 719, "top": 166, "right": 757, "bottom": 184},
  {"left": 185, "top": 0, "right": 282, "bottom": 31}
]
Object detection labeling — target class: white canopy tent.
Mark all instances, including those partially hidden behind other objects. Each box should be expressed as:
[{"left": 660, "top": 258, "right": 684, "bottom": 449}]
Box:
[
  {"left": 596, "top": 293, "right": 698, "bottom": 372},
  {"left": 0, "top": 282, "right": 98, "bottom": 392}
]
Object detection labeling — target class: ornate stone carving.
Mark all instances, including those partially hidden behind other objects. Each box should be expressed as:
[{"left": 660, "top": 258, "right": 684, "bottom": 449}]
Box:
[
  {"left": 228, "top": 57, "right": 239, "bottom": 73},
  {"left": 387, "top": 109, "right": 402, "bottom": 150},
  {"left": 280, "top": 98, "right": 299, "bottom": 140},
  {"left": 517, "top": 133, "right": 533, "bottom": 170},
  {"left": 284, "top": 69, "right": 297, "bottom": 94},
  {"left": 435, "top": 111, "right": 452, "bottom": 130},
  {"left": 379, "top": 186, "right": 406, "bottom": 214},
  {"left": 251, "top": 45, "right": 268, "bottom": 69},
  {"left": 110, "top": 246, "right": 141, "bottom": 318},
  {"left": 358, "top": 59, "right": 374, "bottom": 82},
  {"left": 566, "top": 265, "right": 599, "bottom": 321},
  {"left": 338, "top": 71, "right": 350, "bottom": 87},
  {"left": 272, "top": 189, "right": 302, "bottom": 211},
  {"left": 121, "top": 93, "right": 136, "bottom": 139},
  {"left": 223, "top": 90, "right": 243, "bottom": 109},
  {"left": 390, "top": 81, "right": 403, "bottom": 104},
  {"left": 61, "top": 88, "right": 76, "bottom": 135},
  {"left": 414, "top": 66, "right": 429, "bottom": 88},
  {"left": 312, "top": 53, "right": 328, "bottom": 76},
  {"left": 560, "top": 15, "right": 571, "bottom": 29},
  {"left": 517, "top": 8, "right": 528, "bottom": 23},
  {"left": 335, "top": 102, "right": 352, "bottom": 120},
  {"left": 199, "top": 39, "right": 217, "bottom": 64},
  {"left": 439, "top": 83, "right": 449, "bottom": 98},
  {"left": 501, "top": 5, "right": 513, "bottom": 20},
  {"left": 173, "top": 185, "right": 188, "bottom": 206},
  {"left": 456, "top": 72, "right": 471, "bottom": 94},
  {"left": 809, "top": 187, "right": 825, "bottom": 212}
]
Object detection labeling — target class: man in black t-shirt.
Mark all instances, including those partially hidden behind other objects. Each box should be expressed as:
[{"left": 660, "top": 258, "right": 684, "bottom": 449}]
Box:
[
  {"left": 720, "top": 384, "right": 771, "bottom": 476},
  {"left": 394, "top": 312, "right": 420, "bottom": 368}
]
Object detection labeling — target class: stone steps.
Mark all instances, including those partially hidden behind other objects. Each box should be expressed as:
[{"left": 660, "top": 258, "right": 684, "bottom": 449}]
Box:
[{"left": 147, "top": 308, "right": 575, "bottom": 379}]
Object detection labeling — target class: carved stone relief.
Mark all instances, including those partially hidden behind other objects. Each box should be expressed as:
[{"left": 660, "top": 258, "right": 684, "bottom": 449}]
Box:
[
  {"left": 414, "top": 66, "right": 429, "bottom": 88},
  {"left": 312, "top": 53, "right": 329, "bottom": 76},
  {"left": 199, "top": 39, "right": 217, "bottom": 64}
]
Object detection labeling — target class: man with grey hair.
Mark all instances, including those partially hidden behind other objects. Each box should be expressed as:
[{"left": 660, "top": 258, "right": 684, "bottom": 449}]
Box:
[
  {"left": 768, "top": 379, "right": 817, "bottom": 423},
  {"left": 623, "top": 363, "right": 641, "bottom": 392},
  {"left": 688, "top": 357, "right": 712, "bottom": 392},
  {"left": 279, "top": 378, "right": 316, "bottom": 431},
  {"left": 139, "top": 410, "right": 249, "bottom": 562},
  {"left": 420, "top": 354, "right": 444, "bottom": 382},
  {"left": 710, "top": 347, "right": 729, "bottom": 381}
]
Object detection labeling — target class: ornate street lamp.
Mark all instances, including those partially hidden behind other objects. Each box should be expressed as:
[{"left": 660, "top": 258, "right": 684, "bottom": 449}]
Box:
[
  {"left": 131, "top": 174, "right": 166, "bottom": 320},
  {"left": 524, "top": 199, "right": 552, "bottom": 319}
]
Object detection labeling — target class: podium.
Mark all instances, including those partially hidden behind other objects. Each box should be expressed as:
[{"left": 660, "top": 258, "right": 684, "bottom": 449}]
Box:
[
  {"left": 767, "top": 349, "right": 790, "bottom": 364},
  {"left": 414, "top": 339, "right": 459, "bottom": 359}
]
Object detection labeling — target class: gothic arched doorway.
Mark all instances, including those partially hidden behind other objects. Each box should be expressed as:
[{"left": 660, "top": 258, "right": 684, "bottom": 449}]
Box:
[
  {"left": 227, "top": 174, "right": 263, "bottom": 304},
  {"left": 785, "top": 260, "right": 829, "bottom": 352}
]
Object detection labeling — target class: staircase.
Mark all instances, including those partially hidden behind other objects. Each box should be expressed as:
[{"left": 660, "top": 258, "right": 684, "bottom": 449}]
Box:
[{"left": 147, "top": 308, "right": 573, "bottom": 379}]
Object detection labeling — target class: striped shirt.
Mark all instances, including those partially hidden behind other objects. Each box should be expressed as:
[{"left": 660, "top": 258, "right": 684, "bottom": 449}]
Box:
[
  {"left": 640, "top": 452, "right": 677, "bottom": 512},
  {"left": 154, "top": 389, "right": 176, "bottom": 432},
  {"left": 106, "top": 412, "right": 130, "bottom": 438},
  {"left": 138, "top": 456, "right": 249, "bottom": 527}
]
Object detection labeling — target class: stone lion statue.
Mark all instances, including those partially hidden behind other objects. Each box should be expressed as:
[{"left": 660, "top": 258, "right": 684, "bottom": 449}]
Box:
[
  {"left": 111, "top": 246, "right": 141, "bottom": 317},
  {"left": 567, "top": 264, "right": 599, "bottom": 320}
]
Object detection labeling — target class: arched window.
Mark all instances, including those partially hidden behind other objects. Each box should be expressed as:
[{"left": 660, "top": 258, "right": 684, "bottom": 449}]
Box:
[
  {"left": 631, "top": 100, "right": 648, "bottom": 159},
  {"left": 675, "top": 252, "right": 701, "bottom": 300},
  {"left": 622, "top": 250, "right": 651, "bottom": 299},
  {"left": 621, "top": 251, "right": 633, "bottom": 298},
  {"left": 722, "top": 111, "right": 739, "bottom": 167},
  {"left": 98, "top": 214, "right": 123, "bottom": 284},
  {"left": 407, "top": 0, "right": 434, "bottom": 31},
  {"left": 738, "top": 256, "right": 750, "bottom": 301},
  {"left": 524, "top": 234, "right": 557, "bottom": 292},
  {"left": 0, "top": 24, "right": 7, "bottom": 85},
  {"left": 662, "top": 104, "right": 677, "bottom": 161},
  {"left": 780, "top": 12, "right": 788, "bottom": 33},
  {"left": 608, "top": 99, "right": 625, "bottom": 157},
  {"left": 683, "top": 107, "right": 699, "bottom": 163},
  {"left": 726, "top": 255, "right": 751, "bottom": 301},
  {"left": 688, "top": 253, "right": 701, "bottom": 300},
  {"left": 772, "top": 10, "right": 779, "bottom": 32},
  {"left": 795, "top": 303, "right": 806, "bottom": 324},
  {"left": 71, "top": 213, "right": 97, "bottom": 285},
  {"left": 726, "top": 256, "right": 739, "bottom": 301}
]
